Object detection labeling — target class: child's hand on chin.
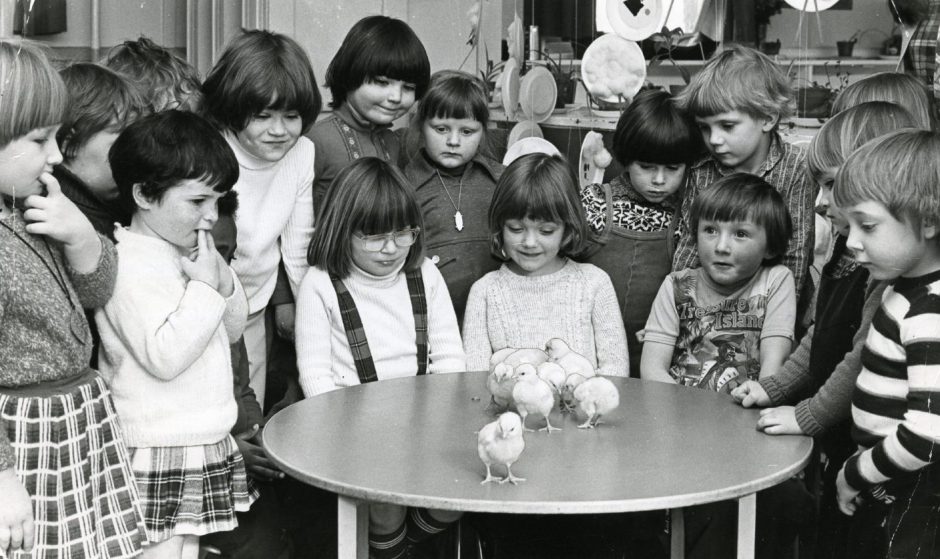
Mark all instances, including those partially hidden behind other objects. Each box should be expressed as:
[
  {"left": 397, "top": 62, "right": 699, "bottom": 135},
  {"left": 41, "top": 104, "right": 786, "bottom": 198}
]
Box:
[
  {"left": 23, "top": 172, "right": 101, "bottom": 272},
  {"left": 181, "top": 229, "right": 221, "bottom": 292},
  {"left": 0, "top": 467, "right": 35, "bottom": 554}
]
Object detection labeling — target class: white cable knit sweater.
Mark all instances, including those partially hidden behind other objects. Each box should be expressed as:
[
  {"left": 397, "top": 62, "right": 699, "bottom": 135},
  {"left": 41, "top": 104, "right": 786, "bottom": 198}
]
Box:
[
  {"left": 96, "top": 227, "right": 248, "bottom": 447},
  {"left": 462, "top": 259, "right": 630, "bottom": 376},
  {"left": 295, "top": 258, "right": 467, "bottom": 396},
  {"left": 225, "top": 132, "right": 316, "bottom": 312}
]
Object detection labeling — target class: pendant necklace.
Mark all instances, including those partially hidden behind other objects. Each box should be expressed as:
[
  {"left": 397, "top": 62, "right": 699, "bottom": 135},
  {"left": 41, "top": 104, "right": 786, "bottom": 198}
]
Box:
[{"left": 434, "top": 168, "right": 464, "bottom": 231}]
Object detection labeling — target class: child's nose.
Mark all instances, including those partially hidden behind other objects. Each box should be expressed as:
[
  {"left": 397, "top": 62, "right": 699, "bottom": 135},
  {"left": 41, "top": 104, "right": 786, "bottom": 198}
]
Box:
[
  {"left": 845, "top": 227, "right": 863, "bottom": 252},
  {"left": 708, "top": 129, "right": 723, "bottom": 146},
  {"left": 269, "top": 116, "right": 287, "bottom": 135},
  {"left": 379, "top": 235, "right": 398, "bottom": 253},
  {"left": 715, "top": 232, "right": 732, "bottom": 253},
  {"left": 387, "top": 82, "right": 402, "bottom": 103},
  {"left": 653, "top": 168, "right": 666, "bottom": 185},
  {"left": 446, "top": 131, "right": 460, "bottom": 146},
  {"left": 47, "top": 139, "right": 63, "bottom": 166},
  {"left": 201, "top": 204, "right": 219, "bottom": 226}
]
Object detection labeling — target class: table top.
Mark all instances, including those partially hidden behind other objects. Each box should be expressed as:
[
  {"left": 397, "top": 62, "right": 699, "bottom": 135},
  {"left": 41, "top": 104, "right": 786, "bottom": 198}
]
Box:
[{"left": 263, "top": 372, "right": 812, "bottom": 514}]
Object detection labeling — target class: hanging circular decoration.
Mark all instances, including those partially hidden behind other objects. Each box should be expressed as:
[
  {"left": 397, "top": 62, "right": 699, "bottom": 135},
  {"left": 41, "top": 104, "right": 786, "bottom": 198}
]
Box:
[
  {"left": 506, "top": 120, "right": 544, "bottom": 149},
  {"left": 581, "top": 34, "right": 646, "bottom": 103},
  {"left": 605, "top": 0, "right": 666, "bottom": 42},
  {"left": 502, "top": 137, "right": 559, "bottom": 166},
  {"left": 519, "top": 66, "right": 558, "bottom": 123},
  {"left": 783, "top": 0, "right": 840, "bottom": 11},
  {"left": 501, "top": 57, "right": 520, "bottom": 118}
]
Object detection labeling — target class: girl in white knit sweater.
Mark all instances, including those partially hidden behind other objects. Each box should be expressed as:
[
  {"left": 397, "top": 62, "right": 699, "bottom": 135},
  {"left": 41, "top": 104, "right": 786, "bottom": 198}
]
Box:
[
  {"left": 295, "top": 157, "right": 465, "bottom": 559},
  {"left": 463, "top": 153, "right": 630, "bottom": 376},
  {"left": 98, "top": 111, "right": 251, "bottom": 559}
]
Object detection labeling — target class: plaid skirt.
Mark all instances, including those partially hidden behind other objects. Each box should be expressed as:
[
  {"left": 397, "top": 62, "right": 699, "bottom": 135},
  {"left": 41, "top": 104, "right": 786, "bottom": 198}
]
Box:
[
  {"left": 130, "top": 435, "right": 256, "bottom": 544},
  {"left": 0, "top": 372, "right": 145, "bottom": 559}
]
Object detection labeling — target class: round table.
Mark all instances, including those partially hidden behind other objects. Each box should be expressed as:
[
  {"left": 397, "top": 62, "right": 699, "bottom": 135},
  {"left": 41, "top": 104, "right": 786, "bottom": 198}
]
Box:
[{"left": 263, "top": 372, "right": 812, "bottom": 559}]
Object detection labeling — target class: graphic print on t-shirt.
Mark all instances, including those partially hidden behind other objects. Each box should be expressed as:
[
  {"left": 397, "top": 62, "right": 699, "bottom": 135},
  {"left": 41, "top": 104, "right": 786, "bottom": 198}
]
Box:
[{"left": 668, "top": 273, "right": 767, "bottom": 393}]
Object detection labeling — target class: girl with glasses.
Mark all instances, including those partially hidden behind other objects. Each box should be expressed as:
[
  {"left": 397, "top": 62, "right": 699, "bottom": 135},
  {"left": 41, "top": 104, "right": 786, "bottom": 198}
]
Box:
[{"left": 296, "top": 157, "right": 465, "bottom": 558}]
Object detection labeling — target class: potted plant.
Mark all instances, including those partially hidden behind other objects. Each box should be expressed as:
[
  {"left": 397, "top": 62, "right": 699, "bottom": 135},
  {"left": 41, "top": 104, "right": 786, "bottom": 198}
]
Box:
[
  {"left": 793, "top": 60, "right": 850, "bottom": 118},
  {"left": 755, "top": 0, "right": 785, "bottom": 48},
  {"left": 837, "top": 30, "right": 861, "bottom": 58}
]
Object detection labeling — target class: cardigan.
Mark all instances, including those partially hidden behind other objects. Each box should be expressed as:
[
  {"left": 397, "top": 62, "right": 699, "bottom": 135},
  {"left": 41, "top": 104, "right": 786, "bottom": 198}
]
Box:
[
  {"left": 462, "top": 259, "right": 629, "bottom": 376},
  {"left": 295, "top": 258, "right": 466, "bottom": 396},
  {"left": 96, "top": 227, "right": 248, "bottom": 447},
  {"left": 0, "top": 210, "right": 117, "bottom": 470},
  {"left": 226, "top": 132, "right": 315, "bottom": 312}
]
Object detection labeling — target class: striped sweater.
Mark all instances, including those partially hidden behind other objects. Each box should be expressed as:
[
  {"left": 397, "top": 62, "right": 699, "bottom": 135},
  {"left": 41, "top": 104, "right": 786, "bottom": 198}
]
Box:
[{"left": 842, "top": 269, "right": 940, "bottom": 492}]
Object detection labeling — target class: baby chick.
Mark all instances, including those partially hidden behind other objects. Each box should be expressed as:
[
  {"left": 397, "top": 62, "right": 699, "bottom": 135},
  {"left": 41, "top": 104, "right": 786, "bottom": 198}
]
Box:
[
  {"left": 503, "top": 348, "right": 549, "bottom": 368},
  {"left": 478, "top": 411, "right": 526, "bottom": 484},
  {"left": 560, "top": 373, "right": 587, "bottom": 413},
  {"left": 573, "top": 376, "right": 620, "bottom": 429},
  {"left": 511, "top": 364, "right": 561, "bottom": 433},
  {"left": 544, "top": 338, "right": 596, "bottom": 378},
  {"left": 486, "top": 362, "right": 519, "bottom": 412},
  {"left": 489, "top": 347, "right": 518, "bottom": 368},
  {"left": 536, "top": 361, "right": 566, "bottom": 410}
]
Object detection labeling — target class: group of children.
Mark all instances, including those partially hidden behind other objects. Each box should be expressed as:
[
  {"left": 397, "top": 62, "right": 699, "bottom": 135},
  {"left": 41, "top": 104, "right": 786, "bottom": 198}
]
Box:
[{"left": 0, "top": 11, "right": 938, "bottom": 559}]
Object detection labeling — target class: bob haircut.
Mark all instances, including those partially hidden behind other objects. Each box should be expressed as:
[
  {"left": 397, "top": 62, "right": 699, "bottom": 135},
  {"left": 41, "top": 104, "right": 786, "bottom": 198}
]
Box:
[
  {"left": 202, "top": 29, "right": 321, "bottom": 134},
  {"left": 690, "top": 173, "right": 792, "bottom": 265},
  {"left": 612, "top": 88, "right": 702, "bottom": 166},
  {"left": 831, "top": 72, "right": 935, "bottom": 130},
  {"left": 325, "top": 15, "right": 430, "bottom": 108},
  {"left": 834, "top": 128, "right": 940, "bottom": 229},
  {"left": 0, "top": 39, "right": 67, "bottom": 147},
  {"left": 675, "top": 45, "right": 794, "bottom": 123},
  {"left": 110, "top": 110, "right": 239, "bottom": 216},
  {"left": 103, "top": 37, "right": 202, "bottom": 112},
  {"left": 56, "top": 63, "right": 147, "bottom": 162},
  {"left": 403, "top": 70, "right": 492, "bottom": 161},
  {"left": 489, "top": 153, "right": 588, "bottom": 260},
  {"left": 806, "top": 101, "right": 917, "bottom": 182},
  {"left": 307, "top": 157, "right": 425, "bottom": 278}
]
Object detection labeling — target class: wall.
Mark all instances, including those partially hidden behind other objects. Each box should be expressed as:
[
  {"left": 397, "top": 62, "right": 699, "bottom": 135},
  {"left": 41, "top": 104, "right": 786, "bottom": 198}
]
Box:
[{"left": 766, "top": 0, "right": 896, "bottom": 58}]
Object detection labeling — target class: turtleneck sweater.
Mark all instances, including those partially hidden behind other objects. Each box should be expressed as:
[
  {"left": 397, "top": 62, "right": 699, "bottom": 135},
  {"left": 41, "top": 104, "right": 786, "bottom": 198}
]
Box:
[
  {"left": 95, "top": 227, "right": 247, "bottom": 447},
  {"left": 295, "top": 258, "right": 466, "bottom": 396},
  {"left": 224, "top": 132, "right": 315, "bottom": 312},
  {"left": 463, "top": 259, "right": 630, "bottom": 376}
]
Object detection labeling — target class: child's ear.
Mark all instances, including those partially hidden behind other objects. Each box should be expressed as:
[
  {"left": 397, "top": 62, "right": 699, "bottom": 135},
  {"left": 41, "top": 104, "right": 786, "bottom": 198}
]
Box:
[
  {"left": 923, "top": 218, "right": 938, "bottom": 240},
  {"left": 131, "top": 183, "right": 153, "bottom": 210},
  {"left": 760, "top": 113, "right": 779, "bottom": 132}
]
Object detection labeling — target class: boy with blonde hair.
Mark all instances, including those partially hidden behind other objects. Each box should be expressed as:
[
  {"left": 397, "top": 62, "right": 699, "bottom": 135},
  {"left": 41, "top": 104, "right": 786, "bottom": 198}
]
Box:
[
  {"left": 831, "top": 129, "right": 940, "bottom": 558},
  {"left": 674, "top": 46, "right": 815, "bottom": 312}
]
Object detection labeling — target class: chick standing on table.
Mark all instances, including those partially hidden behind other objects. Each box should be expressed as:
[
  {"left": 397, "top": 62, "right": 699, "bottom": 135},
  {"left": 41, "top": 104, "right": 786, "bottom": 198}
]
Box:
[
  {"left": 545, "top": 338, "right": 596, "bottom": 378},
  {"left": 486, "top": 362, "right": 519, "bottom": 412},
  {"left": 512, "top": 364, "right": 561, "bottom": 433},
  {"left": 478, "top": 412, "right": 526, "bottom": 484},
  {"left": 502, "top": 347, "right": 549, "bottom": 368},
  {"left": 573, "top": 376, "right": 620, "bottom": 429},
  {"left": 561, "top": 373, "right": 588, "bottom": 412}
]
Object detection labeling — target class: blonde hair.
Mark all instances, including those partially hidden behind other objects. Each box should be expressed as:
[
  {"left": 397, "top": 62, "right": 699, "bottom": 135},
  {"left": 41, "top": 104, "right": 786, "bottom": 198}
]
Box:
[
  {"left": 831, "top": 72, "right": 935, "bottom": 130},
  {"left": 675, "top": 45, "right": 794, "bottom": 123},
  {"left": 0, "top": 39, "right": 66, "bottom": 146}
]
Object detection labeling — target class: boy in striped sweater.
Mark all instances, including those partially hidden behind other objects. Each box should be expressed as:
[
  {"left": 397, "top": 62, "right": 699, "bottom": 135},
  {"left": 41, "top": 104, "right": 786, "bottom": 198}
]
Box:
[{"left": 833, "top": 129, "right": 940, "bottom": 558}]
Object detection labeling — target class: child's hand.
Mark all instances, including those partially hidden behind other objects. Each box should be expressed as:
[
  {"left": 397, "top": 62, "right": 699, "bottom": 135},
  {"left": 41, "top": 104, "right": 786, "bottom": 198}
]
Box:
[
  {"left": 23, "top": 172, "right": 101, "bottom": 273},
  {"left": 274, "top": 303, "right": 295, "bottom": 341},
  {"left": 180, "top": 230, "right": 220, "bottom": 291},
  {"left": 731, "top": 380, "right": 770, "bottom": 408},
  {"left": 756, "top": 406, "right": 804, "bottom": 435},
  {"left": 215, "top": 250, "right": 234, "bottom": 297},
  {"left": 0, "top": 468, "right": 35, "bottom": 554},
  {"left": 836, "top": 467, "right": 860, "bottom": 516},
  {"left": 234, "top": 425, "right": 284, "bottom": 482}
]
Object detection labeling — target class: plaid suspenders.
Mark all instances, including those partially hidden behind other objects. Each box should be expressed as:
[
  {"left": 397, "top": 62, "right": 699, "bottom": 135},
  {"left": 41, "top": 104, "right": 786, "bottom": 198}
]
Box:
[{"left": 330, "top": 268, "right": 428, "bottom": 384}]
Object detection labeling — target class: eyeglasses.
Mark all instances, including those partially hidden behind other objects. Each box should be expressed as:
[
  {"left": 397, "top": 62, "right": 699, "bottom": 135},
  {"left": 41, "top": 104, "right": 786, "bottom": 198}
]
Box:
[{"left": 354, "top": 228, "right": 421, "bottom": 252}]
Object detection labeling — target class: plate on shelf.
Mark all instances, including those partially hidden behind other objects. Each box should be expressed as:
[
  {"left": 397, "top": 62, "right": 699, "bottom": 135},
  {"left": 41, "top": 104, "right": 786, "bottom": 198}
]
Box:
[
  {"left": 507, "top": 120, "right": 544, "bottom": 148},
  {"left": 788, "top": 117, "right": 826, "bottom": 128},
  {"left": 581, "top": 34, "right": 645, "bottom": 103},
  {"left": 519, "top": 66, "right": 557, "bottom": 123},
  {"left": 578, "top": 131, "right": 611, "bottom": 188},
  {"left": 501, "top": 57, "right": 520, "bottom": 118},
  {"left": 605, "top": 0, "right": 665, "bottom": 41},
  {"left": 783, "top": 0, "right": 840, "bottom": 11},
  {"left": 503, "top": 137, "right": 560, "bottom": 166}
]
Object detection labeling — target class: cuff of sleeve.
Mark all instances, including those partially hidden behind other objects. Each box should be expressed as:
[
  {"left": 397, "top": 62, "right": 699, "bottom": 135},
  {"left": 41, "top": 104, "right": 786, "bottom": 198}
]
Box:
[
  {"left": 759, "top": 376, "right": 787, "bottom": 406},
  {"left": 794, "top": 400, "right": 824, "bottom": 437},
  {"left": 842, "top": 454, "right": 872, "bottom": 492}
]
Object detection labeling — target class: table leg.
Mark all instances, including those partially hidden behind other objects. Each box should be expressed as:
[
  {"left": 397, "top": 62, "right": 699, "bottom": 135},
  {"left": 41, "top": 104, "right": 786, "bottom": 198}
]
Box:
[
  {"left": 736, "top": 493, "right": 757, "bottom": 559},
  {"left": 337, "top": 496, "right": 369, "bottom": 559},
  {"left": 670, "top": 508, "right": 685, "bottom": 559}
]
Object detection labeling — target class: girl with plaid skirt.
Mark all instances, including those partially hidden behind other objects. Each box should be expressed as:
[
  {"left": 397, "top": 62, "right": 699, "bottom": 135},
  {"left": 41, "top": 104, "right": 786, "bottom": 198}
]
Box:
[
  {"left": 95, "top": 111, "right": 253, "bottom": 559},
  {"left": 296, "top": 157, "right": 466, "bottom": 559},
  {"left": 0, "top": 40, "right": 144, "bottom": 558}
]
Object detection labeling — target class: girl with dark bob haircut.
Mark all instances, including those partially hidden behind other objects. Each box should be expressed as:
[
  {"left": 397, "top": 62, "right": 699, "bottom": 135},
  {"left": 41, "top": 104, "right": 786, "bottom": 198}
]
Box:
[{"left": 202, "top": 29, "right": 321, "bottom": 133}]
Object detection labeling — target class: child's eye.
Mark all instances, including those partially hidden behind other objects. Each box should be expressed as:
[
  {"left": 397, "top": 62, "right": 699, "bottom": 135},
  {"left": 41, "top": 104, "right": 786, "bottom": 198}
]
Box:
[
  {"left": 373, "top": 77, "right": 390, "bottom": 86},
  {"left": 254, "top": 113, "right": 270, "bottom": 120},
  {"left": 285, "top": 112, "right": 301, "bottom": 120},
  {"left": 702, "top": 226, "right": 717, "bottom": 235},
  {"left": 505, "top": 225, "right": 523, "bottom": 234},
  {"left": 667, "top": 165, "right": 682, "bottom": 172},
  {"left": 434, "top": 126, "right": 448, "bottom": 133},
  {"left": 33, "top": 136, "right": 49, "bottom": 145},
  {"left": 403, "top": 82, "right": 417, "bottom": 92},
  {"left": 735, "top": 230, "right": 750, "bottom": 239},
  {"left": 860, "top": 223, "right": 876, "bottom": 232}
]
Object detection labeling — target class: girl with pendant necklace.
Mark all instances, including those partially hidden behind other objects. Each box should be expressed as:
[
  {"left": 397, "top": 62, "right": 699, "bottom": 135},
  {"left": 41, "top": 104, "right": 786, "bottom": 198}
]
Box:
[{"left": 403, "top": 70, "right": 504, "bottom": 324}]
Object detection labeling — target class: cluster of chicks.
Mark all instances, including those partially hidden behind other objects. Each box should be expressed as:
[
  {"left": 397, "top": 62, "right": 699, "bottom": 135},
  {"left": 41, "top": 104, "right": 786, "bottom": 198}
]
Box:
[{"left": 477, "top": 338, "right": 620, "bottom": 485}]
